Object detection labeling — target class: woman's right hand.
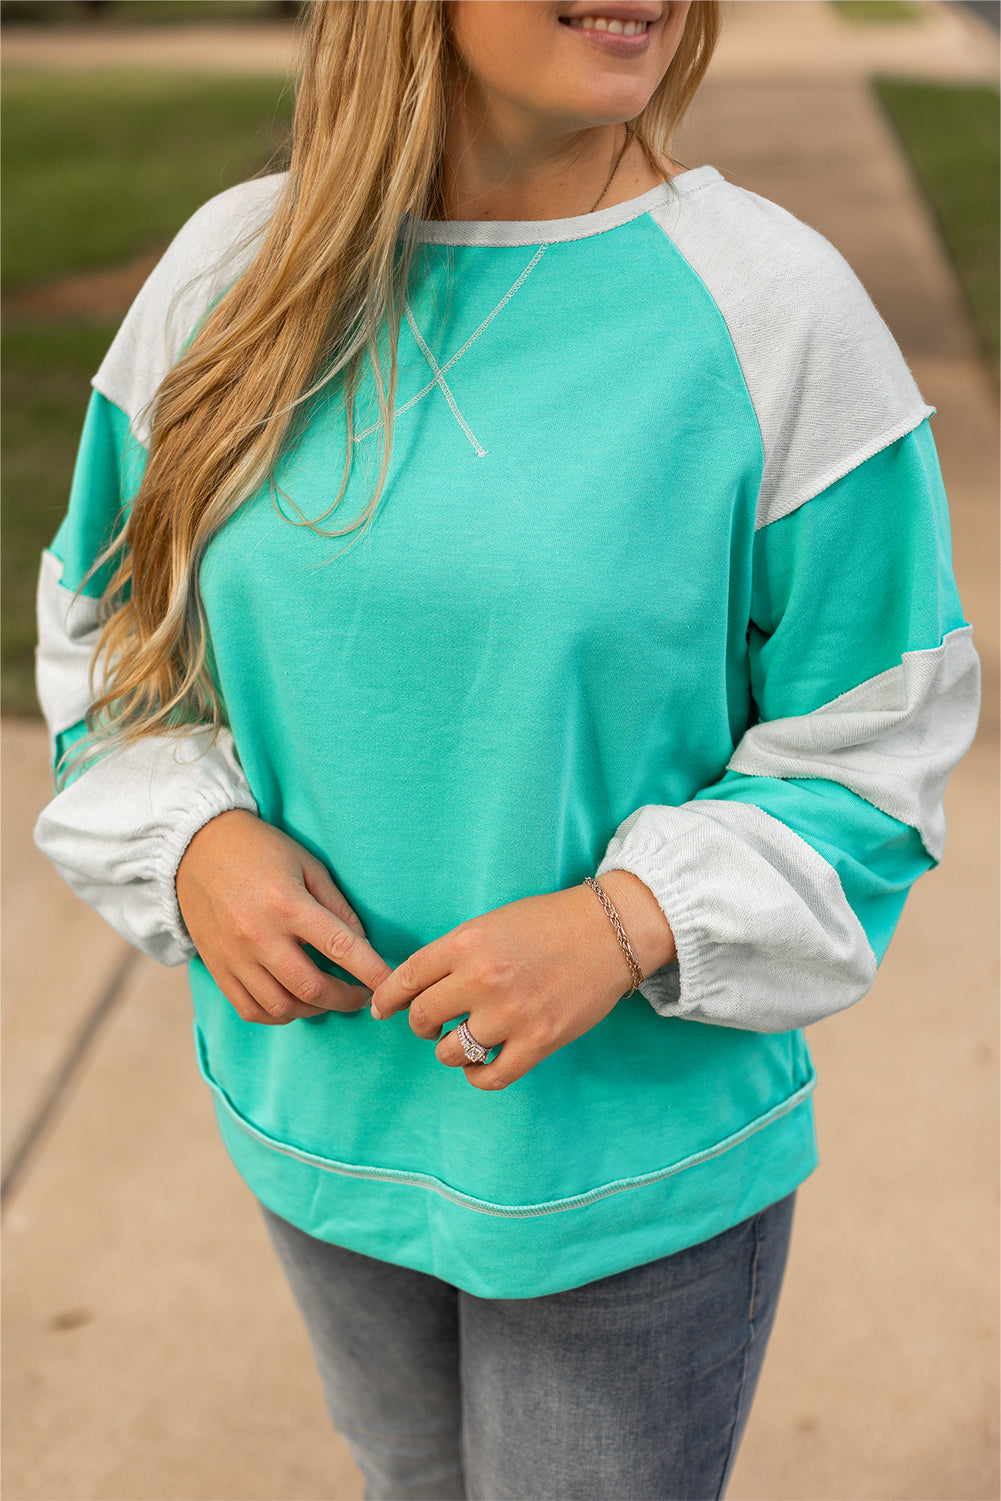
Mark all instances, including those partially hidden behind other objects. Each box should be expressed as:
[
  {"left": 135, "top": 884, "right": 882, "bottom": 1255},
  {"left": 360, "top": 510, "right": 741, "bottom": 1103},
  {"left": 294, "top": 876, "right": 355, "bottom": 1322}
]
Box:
[{"left": 175, "top": 809, "right": 393, "bottom": 1025}]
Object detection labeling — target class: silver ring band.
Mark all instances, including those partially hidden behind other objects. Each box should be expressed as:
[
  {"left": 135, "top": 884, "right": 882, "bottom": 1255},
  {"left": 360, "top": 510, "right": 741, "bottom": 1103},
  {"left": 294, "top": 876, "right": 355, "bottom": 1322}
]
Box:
[{"left": 456, "top": 1020, "right": 489, "bottom": 1065}]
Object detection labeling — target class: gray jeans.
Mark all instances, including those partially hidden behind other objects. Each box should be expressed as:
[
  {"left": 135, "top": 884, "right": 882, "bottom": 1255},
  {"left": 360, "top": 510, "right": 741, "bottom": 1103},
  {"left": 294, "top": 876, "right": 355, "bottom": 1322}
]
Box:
[{"left": 261, "top": 1192, "right": 795, "bottom": 1501}]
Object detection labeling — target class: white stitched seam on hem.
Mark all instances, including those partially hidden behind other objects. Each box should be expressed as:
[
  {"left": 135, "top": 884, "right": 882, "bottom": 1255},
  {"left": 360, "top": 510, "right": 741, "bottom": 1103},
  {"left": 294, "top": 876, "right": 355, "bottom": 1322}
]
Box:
[{"left": 199, "top": 1047, "right": 815, "bottom": 1220}]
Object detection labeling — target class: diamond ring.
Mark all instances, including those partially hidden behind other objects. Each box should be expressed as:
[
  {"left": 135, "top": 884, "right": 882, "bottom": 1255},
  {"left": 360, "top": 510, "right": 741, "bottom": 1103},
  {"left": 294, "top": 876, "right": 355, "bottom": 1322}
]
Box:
[{"left": 456, "top": 1020, "right": 489, "bottom": 1065}]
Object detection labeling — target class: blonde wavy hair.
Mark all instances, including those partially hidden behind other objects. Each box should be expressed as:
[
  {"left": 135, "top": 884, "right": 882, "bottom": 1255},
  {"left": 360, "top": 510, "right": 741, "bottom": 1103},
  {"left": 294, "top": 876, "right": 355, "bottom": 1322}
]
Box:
[{"left": 73, "top": 0, "right": 721, "bottom": 776}]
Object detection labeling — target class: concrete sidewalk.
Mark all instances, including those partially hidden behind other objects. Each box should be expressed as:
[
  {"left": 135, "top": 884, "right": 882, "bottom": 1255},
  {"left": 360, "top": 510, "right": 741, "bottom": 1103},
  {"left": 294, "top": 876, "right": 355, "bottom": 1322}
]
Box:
[{"left": 3, "top": 4, "right": 998, "bottom": 1498}]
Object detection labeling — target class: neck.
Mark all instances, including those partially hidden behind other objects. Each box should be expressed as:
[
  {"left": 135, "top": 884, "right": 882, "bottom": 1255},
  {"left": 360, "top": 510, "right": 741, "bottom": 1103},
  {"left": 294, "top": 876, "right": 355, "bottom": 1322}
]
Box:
[{"left": 439, "top": 107, "right": 667, "bottom": 223}]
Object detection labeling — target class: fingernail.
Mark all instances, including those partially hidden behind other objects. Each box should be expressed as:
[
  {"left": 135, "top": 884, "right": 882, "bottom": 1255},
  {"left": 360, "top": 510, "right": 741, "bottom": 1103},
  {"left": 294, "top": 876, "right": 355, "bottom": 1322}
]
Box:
[{"left": 370, "top": 1003, "right": 383, "bottom": 1019}]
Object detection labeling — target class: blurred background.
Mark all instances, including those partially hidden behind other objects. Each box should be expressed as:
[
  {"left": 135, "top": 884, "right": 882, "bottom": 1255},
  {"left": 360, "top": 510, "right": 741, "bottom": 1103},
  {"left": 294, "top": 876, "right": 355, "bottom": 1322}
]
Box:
[{"left": 1, "top": 2, "right": 998, "bottom": 1498}]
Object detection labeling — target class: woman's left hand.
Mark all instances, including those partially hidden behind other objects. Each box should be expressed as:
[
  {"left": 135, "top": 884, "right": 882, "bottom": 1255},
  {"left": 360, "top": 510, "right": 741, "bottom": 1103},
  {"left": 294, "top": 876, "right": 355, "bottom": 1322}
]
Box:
[{"left": 369, "top": 872, "right": 676, "bottom": 1090}]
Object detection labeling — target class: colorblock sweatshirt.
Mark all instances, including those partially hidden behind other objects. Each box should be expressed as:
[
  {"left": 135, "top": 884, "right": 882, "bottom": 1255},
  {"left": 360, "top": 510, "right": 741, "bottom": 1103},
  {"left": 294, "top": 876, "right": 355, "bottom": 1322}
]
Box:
[{"left": 34, "top": 168, "right": 979, "bottom": 1297}]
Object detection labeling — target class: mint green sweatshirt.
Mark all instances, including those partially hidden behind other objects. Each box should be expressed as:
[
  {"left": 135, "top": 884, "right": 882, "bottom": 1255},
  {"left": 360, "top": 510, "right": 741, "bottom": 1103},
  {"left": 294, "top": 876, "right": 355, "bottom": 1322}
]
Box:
[{"left": 35, "top": 170, "right": 979, "bottom": 1296}]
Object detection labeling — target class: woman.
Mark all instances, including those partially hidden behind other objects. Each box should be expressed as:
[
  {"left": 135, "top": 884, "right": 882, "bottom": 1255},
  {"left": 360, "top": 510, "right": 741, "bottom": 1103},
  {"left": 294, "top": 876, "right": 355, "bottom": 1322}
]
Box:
[{"left": 34, "top": 2, "right": 979, "bottom": 1498}]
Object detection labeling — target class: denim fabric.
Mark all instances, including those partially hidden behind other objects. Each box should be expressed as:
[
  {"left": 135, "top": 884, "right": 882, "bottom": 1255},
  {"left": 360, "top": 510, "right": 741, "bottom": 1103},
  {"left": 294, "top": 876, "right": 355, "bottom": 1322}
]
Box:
[{"left": 261, "top": 1192, "right": 795, "bottom": 1501}]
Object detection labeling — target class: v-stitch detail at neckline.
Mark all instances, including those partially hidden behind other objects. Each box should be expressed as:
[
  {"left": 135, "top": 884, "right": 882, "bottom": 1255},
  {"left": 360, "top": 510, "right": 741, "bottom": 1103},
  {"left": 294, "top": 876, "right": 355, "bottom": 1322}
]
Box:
[{"left": 353, "top": 244, "right": 549, "bottom": 453}]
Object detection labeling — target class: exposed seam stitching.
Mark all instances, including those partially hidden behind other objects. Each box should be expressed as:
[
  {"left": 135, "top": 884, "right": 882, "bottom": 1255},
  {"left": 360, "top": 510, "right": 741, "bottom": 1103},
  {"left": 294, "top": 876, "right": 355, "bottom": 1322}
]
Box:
[
  {"left": 671, "top": 178, "right": 717, "bottom": 200},
  {"left": 404, "top": 308, "right": 487, "bottom": 457},
  {"left": 353, "top": 245, "right": 548, "bottom": 445},
  {"left": 409, "top": 186, "right": 699, "bottom": 248},
  {"left": 739, "top": 625, "right": 974, "bottom": 722},
  {"left": 353, "top": 373, "right": 439, "bottom": 439},
  {"left": 754, "top": 408, "right": 935, "bottom": 531},
  {"left": 645, "top": 204, "right": 767, "bottom": 511},
  {"left": 441, "top": 244, "right": 547, "bottom": 363},
  {"left": 647, "top": 204, "right": 932, "bottom": 535},
  {"left": 200, "top": 1044, "right": 815, "bottom": 1220}
]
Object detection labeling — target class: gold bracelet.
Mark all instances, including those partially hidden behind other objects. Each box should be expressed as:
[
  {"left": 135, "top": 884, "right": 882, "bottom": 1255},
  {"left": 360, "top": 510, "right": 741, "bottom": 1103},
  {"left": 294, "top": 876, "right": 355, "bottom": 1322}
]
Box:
[{"left": 583, "top": 876, "right": 645, "bottom": 997}]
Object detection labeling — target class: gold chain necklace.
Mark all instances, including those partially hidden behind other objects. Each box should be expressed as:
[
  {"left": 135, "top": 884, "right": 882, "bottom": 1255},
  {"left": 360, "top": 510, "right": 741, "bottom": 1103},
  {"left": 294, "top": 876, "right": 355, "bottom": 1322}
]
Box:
[{"left": 588, "top": 123, "right": 635, "bottom": 213}]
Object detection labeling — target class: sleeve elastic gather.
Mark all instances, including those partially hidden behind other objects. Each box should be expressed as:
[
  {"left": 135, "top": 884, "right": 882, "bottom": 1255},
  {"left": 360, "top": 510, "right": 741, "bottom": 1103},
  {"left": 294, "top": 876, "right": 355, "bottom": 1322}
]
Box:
[{"left": 34, "top": 727, "right": 258, "bottom": 967}]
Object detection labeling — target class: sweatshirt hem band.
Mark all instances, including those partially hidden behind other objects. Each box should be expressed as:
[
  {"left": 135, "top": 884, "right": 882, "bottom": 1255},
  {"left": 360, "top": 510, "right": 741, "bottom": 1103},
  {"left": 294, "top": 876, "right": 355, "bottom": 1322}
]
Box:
[{"left": 195, "top": 1024, "right": 815, "bottom": 1220}]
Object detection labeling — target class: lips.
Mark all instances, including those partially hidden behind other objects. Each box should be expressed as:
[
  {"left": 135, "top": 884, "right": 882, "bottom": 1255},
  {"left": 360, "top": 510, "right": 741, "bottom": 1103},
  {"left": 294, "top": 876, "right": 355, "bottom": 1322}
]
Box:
[
  {"left": 557, "top": 4, "right": 662, "bottom": 50},
  {"left": 558, "top": 9, "right": 659, "bottom": 54}
]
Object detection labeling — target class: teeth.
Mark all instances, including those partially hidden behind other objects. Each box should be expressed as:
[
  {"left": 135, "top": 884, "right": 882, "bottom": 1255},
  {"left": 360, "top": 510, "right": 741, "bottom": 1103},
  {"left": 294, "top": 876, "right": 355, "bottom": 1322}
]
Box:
[{"left": 568, "top": 16, "right": 650, "bottom": 34}]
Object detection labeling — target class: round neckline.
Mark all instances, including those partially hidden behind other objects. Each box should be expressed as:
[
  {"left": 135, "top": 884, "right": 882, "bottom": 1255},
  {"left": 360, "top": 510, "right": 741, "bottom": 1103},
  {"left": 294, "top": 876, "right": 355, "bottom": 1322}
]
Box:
[{"left": 405, "top": 166, "right": 721, "bottom": 247}]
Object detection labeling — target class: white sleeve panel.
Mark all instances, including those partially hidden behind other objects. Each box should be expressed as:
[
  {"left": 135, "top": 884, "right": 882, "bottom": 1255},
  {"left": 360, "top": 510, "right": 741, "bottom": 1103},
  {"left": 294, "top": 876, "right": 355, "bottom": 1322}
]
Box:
[
  {"left": 596, "top": 629, "right": 977, "bottom": 1030},
  {"left": 36, "top": 547, "right": 102, "bottom": 759},
  {"left": 33, "top": 727, "right": 258, "bottom": 967},
  {"left": 729, "top": 626, "right": 979, "bottom": 862},
  {"left": 93, "top": 174, "right": 287, "bottom": 444},
  {"left": 596, "top": 801, "right": 876, "bottom": 1033},
  {"left": 35, "top": 174, "right": 282, "bottom": 966},
  {"left": 649, "top": 182, "right": 933, "bottom": 529}
]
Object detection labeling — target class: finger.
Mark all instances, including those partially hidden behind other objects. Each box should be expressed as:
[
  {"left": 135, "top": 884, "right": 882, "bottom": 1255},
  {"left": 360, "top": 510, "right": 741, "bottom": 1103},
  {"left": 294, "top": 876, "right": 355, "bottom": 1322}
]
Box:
[
  {"left": 269, "top": 940, "right": 372, "bottom": 1013},
  {"left": 370, "top": 945, "right": 452, "bottom": 1020},
  {"left": 293, "top": 899, "right": 393, "bottom": 992},
  {"left": 462, "top": 1038, "right": 538, "bottom": 1092},
  {"left": 193, "top": 952, "right": 289, "bottom": 1027},
  {"left": 223, "top": 970, "right": 318, "bottom": 1027},
  {"left": 435, "top": 1020, "right": 502, "bottom": 1069},
  {"left": 244, "top": 962, "right": 334, "bottom": 1024},
  {"left": 316, "top": 977, "right": 372, "bottom": 1013},
  {"left": 301, "top": 860, "right": 366, "bottom": 938},
  {"left": 409, "top": 979, "right": 483, "bottom": 1040}
]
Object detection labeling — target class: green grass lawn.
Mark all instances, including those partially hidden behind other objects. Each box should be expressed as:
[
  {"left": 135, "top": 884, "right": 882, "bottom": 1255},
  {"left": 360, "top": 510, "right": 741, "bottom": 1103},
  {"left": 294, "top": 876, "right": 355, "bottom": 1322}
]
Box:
[
  {"left": 1, "top": 321, "right": 119, "bottom": 715},
  {"left": 0, "top": 2, "right": 292, "bottom": 25},
  {"left": 2, "top": 69, "right": 293, "bottom": 714},
  {"left": 874, "top": 78, "right": 1000, "bottom": 368},
  {"left": 2, "top": 71, "right": 293, "bottom": 288},
  {"left": 831, "top": 1, "right": 925, "bottom": 21}
]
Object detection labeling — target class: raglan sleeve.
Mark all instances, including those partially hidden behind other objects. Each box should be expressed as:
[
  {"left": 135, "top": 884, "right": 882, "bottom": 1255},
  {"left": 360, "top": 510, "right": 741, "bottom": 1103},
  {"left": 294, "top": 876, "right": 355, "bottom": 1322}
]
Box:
[
  {"left": 31, "top": 180, "right": 284, "bottom": 965},
  {"left": 595, "top": 202, "right": 980, "bottom": 1032}
]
